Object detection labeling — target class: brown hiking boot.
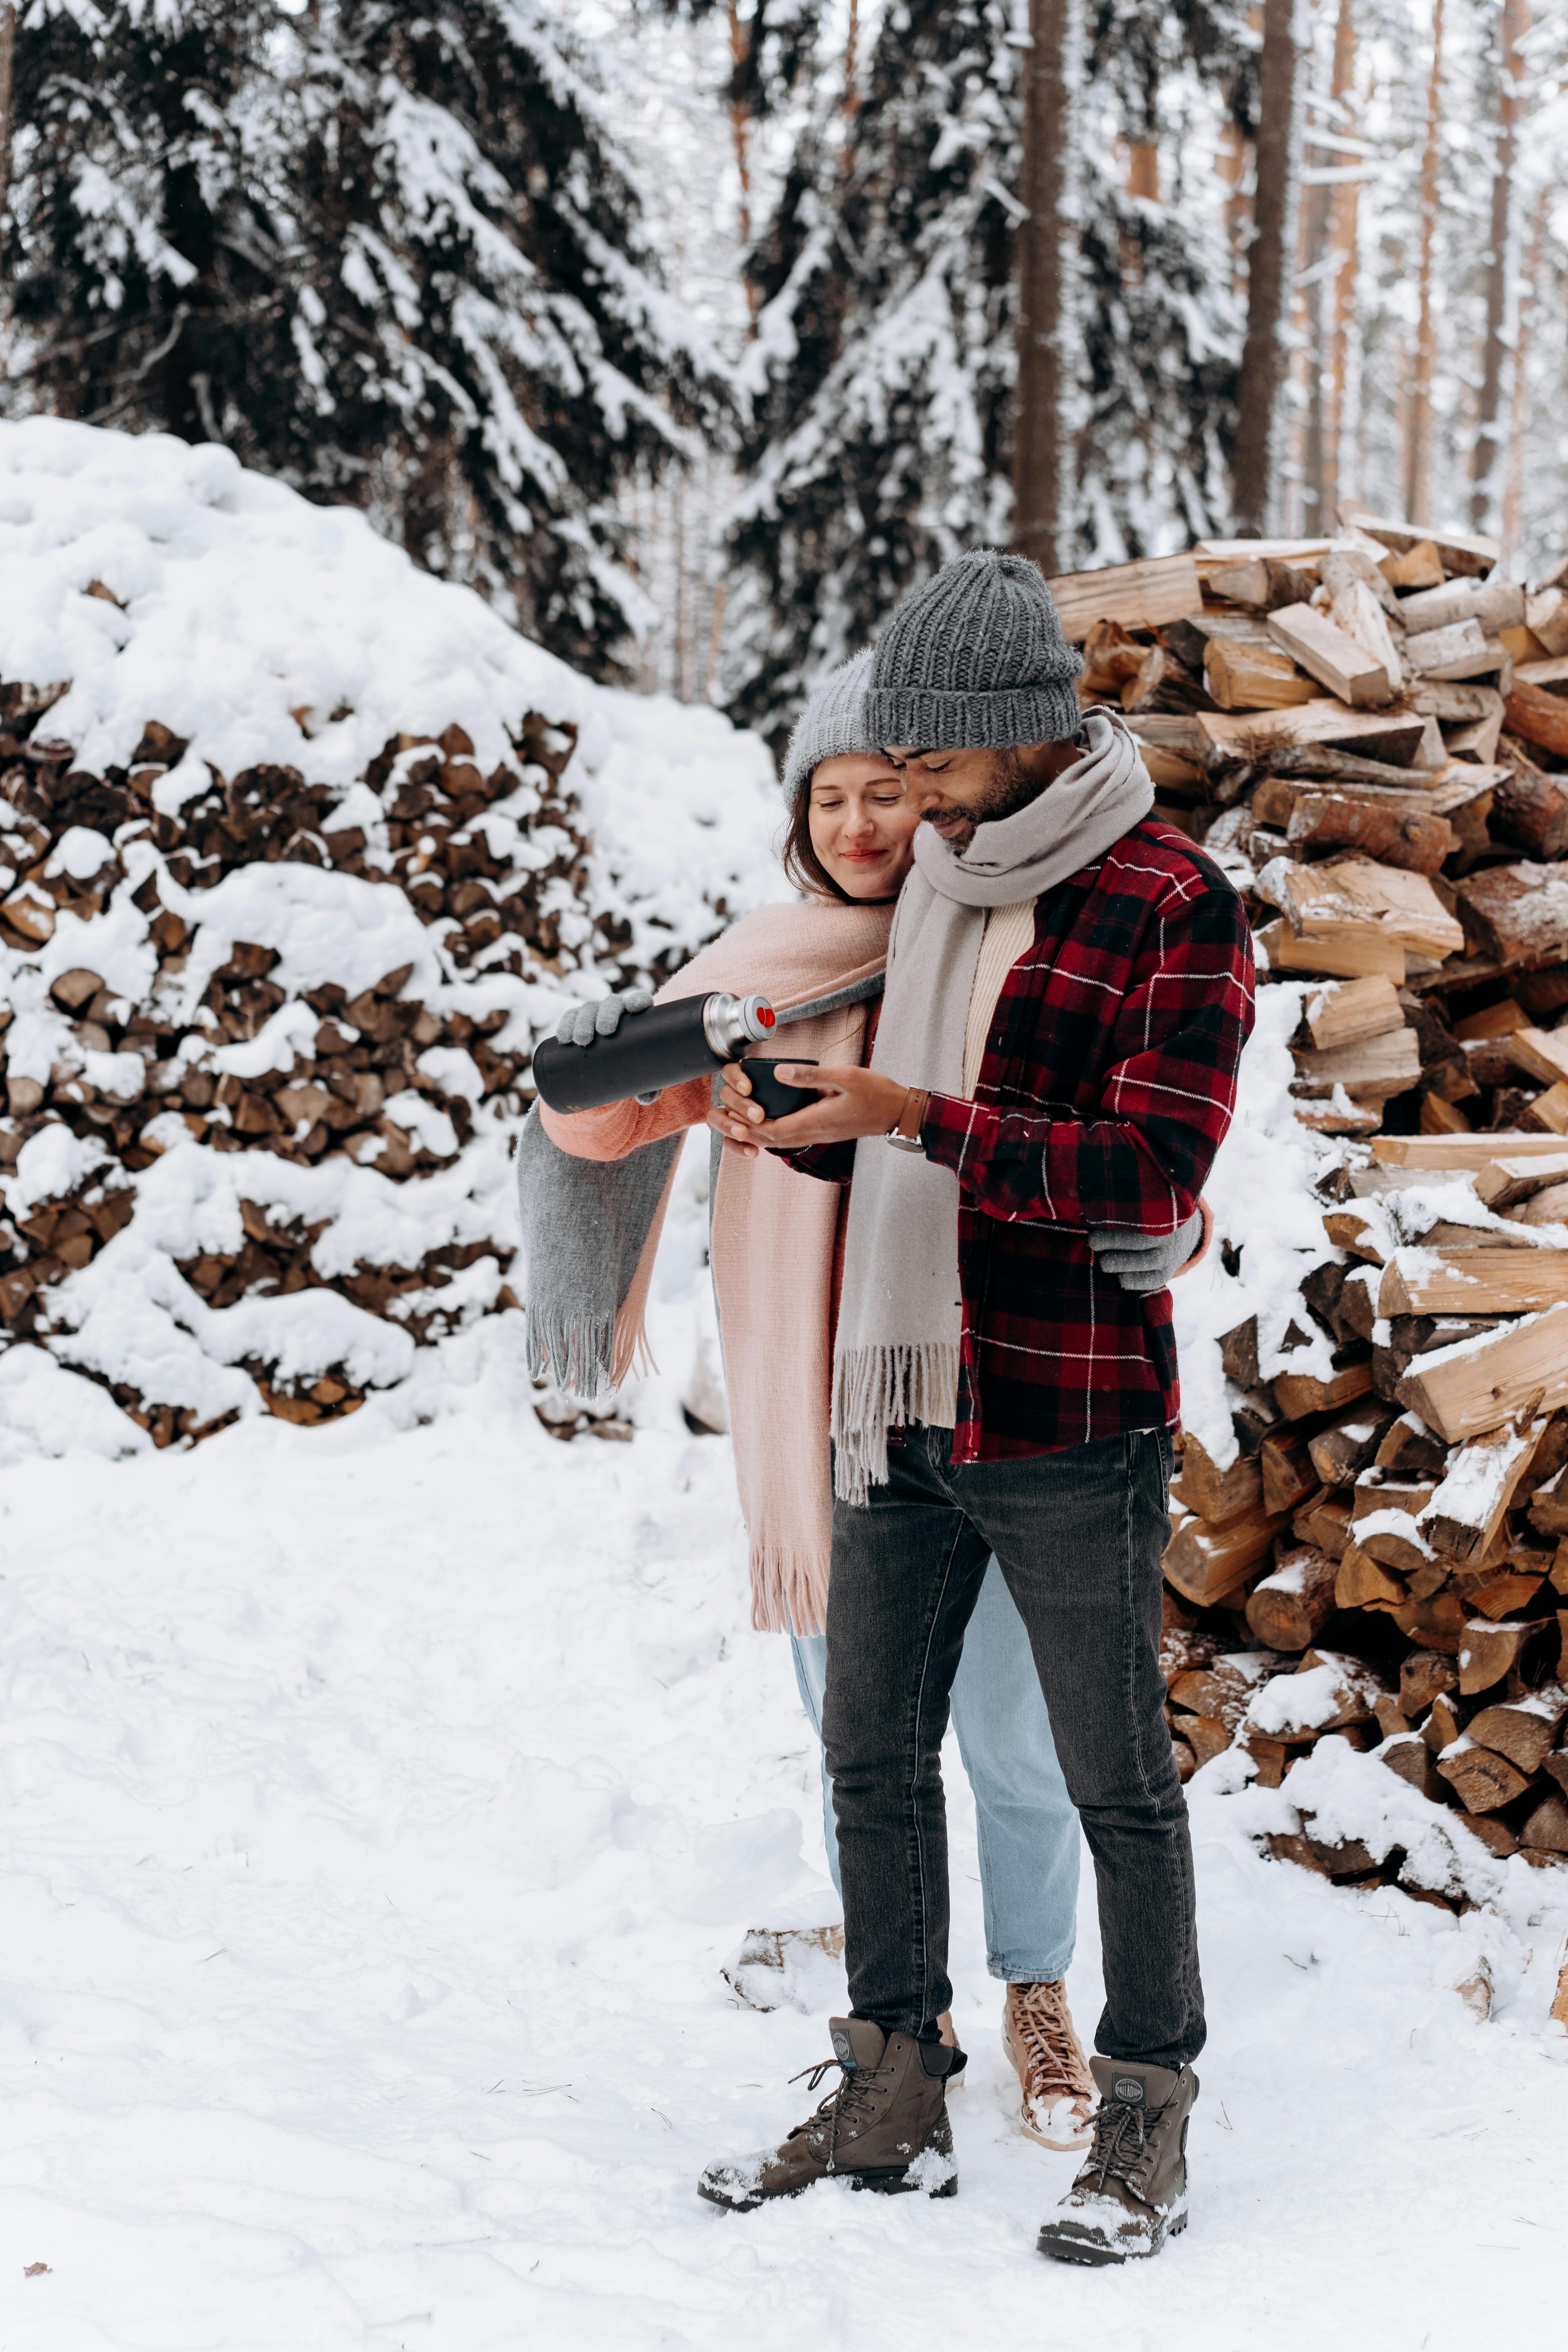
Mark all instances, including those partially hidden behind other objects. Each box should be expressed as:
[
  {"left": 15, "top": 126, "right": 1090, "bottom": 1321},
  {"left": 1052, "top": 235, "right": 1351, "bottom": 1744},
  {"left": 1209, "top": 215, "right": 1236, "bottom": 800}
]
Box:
[
  {"left": 1002, "top": 1980, "right": 1094, "bottom": 2151},
  {"left": 697, "top": 2017, "right": 958, "bottom": 2211},
  {"left": 1036, "top": 2056, "right": 1197, "bottom": 2265}
]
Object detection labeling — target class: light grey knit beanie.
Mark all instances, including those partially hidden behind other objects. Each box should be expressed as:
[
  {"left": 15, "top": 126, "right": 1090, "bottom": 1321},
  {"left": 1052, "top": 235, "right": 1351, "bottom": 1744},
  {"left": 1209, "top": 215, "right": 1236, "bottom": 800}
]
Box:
[
  {"left": 862, "top": 549, "right": 1084, "bottom": 749},
  {"left": 780, "top": 648, "right": 879, "bottom": 801}
]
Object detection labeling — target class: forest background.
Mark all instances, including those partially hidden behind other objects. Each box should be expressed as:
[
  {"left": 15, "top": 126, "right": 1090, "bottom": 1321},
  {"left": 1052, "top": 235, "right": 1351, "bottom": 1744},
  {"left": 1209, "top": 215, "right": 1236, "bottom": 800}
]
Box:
[{"left": 1, "top": 0, "right": 1564, "bottom": 762}]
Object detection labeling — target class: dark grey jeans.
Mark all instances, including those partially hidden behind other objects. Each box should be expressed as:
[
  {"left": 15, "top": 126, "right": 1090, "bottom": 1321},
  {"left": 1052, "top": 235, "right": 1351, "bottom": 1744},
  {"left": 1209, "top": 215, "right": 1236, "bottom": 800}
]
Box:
[{"left": 821, "top": 1421, "right": 1204, "bottom": 2069}]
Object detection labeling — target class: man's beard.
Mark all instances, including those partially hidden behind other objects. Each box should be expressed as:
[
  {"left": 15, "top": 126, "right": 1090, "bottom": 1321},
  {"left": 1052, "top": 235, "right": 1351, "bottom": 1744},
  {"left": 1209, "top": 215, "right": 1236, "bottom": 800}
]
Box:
[{"left": 920, "top": 747, "right": 1043, "bottom": 849}]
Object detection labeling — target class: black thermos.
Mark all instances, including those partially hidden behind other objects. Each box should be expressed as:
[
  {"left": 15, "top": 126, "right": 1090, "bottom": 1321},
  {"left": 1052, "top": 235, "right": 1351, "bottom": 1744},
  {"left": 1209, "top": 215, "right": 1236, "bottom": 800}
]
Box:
[{"left": 532, "top": 991, "right": 778, "bottom": 1113}]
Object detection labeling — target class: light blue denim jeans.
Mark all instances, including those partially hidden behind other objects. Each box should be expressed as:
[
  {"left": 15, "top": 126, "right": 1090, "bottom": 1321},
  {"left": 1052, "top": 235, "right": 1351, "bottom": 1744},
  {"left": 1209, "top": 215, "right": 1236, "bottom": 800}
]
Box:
[{"left": 791, "top": 1554, "right": 1079, "bottom": 1984}]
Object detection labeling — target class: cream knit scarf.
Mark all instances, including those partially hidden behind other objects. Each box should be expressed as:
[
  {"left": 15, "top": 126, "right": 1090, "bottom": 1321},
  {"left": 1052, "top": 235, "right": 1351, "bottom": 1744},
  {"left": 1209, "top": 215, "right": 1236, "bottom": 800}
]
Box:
[{"left": 830, "top": 709, "right": 1155, "bottom": 1503}]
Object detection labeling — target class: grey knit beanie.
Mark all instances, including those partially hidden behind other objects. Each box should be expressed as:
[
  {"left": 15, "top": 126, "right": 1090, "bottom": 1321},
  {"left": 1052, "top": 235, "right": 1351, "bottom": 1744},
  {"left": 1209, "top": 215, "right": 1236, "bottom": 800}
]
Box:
[
  {"left": 862, "top": 549, "right": 1084, "bottom": 749},
  {"left": 780, "top": 649, "right": 880, "bottom": 801}
]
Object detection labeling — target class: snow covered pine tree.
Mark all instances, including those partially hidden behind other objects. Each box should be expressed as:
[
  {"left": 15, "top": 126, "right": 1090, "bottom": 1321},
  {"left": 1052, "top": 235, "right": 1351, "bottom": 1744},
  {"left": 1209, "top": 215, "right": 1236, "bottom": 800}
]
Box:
[
  {"left": 3, "top": 0, "right": 727, "bottom": 677},
  {"left": 721, "top": 0, "right": 1250, "bottom": 750}
]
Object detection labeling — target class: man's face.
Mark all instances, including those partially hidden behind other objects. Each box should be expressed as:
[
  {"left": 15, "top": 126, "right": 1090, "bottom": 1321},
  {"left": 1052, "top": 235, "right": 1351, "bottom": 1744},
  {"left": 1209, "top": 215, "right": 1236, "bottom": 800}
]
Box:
[{"left": 884, "top": 739, "right": 1081, "bottom": 851}]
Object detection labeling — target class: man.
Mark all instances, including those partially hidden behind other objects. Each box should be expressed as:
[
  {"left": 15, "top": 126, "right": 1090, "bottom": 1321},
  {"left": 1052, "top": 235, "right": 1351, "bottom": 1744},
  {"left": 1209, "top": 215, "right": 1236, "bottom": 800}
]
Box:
[{"left": 698, "top": 550, "right": 1254, "bottom": 2264}]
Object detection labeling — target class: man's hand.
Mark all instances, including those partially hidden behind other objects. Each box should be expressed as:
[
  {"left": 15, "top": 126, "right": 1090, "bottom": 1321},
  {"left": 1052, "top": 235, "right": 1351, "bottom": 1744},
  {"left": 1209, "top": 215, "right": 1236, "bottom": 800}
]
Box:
[
  {"left": 706, "top": 1062, "right": 911, "bottom": 1159},
  {"left": 1086, "top": 1204, "right": 1208, "bottom": 1295},
  {"left": 555, "top": 987, "right": 653, "bottom": 1048}
]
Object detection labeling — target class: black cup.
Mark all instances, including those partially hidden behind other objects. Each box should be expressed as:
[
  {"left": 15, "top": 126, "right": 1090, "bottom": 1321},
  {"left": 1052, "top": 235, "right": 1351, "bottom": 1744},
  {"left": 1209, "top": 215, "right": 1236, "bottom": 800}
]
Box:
[{"left": 742, "top": 1057, "right": 820, "bottom": 1120}]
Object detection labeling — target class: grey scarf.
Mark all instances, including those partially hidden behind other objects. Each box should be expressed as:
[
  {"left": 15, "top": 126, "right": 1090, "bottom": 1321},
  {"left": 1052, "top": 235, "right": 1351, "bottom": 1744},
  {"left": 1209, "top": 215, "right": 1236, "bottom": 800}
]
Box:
[{"left": 830, "top": 708, "right": 1155, "bottom": 1503}]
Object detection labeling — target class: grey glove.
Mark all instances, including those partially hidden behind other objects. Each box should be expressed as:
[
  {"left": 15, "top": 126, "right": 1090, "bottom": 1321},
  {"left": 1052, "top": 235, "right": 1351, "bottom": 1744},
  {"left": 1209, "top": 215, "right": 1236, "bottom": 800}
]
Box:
[
  {"left": 555, "top": 987, "right": 653, "bottom": 1049},
  {"left": 1087, "top": 1206, "right": 1205, "bottom": 1295},
  {"left": 554, "top": 986, "right": 661, "bottom": 1103}
]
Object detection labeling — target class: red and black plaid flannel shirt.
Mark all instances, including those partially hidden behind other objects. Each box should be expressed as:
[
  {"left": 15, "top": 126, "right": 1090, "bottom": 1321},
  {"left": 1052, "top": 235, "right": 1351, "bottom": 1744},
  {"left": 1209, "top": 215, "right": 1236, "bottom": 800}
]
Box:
[{"left": 783, "top": 817, "right": 1256, "bottom": 1463}]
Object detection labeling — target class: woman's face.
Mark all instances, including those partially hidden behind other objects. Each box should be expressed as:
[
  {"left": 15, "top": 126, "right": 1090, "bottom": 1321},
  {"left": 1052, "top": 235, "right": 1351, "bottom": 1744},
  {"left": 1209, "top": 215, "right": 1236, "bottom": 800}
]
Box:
[{"left": 807, "top": 753, "right": 920, "bottom": 901}]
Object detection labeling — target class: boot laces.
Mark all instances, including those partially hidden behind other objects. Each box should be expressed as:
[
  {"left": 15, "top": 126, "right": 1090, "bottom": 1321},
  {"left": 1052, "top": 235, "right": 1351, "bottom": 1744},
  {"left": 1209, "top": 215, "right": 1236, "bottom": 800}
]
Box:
[
  {"left": 1083, "top": 2091, "right": 1171, "bottom": 2201},
  {"left": 789, "top": 2052, "right": 895, "bottom": 2169},
  {"left": 1011, "top": 1981, "right": 1089, "bottom": 2098}
]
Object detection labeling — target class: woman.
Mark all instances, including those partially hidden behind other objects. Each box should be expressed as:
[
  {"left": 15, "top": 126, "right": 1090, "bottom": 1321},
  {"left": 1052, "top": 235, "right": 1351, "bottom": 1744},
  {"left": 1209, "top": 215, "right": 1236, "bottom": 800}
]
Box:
[{"left": 523, "top": 655, "right": 1181, "bottom": 2149}]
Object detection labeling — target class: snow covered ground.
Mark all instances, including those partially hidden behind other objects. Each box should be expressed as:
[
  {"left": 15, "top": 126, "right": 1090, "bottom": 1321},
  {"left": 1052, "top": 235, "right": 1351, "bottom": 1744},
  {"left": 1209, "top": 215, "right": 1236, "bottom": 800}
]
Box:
[{"left": 1, "top": 1149, "right": 1565, "bottom": 2352}]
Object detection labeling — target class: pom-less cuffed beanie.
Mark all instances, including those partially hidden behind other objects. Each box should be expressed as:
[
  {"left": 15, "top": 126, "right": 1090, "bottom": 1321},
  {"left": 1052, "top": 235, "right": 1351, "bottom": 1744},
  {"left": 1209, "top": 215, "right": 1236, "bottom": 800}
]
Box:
[
  {"left": 780, "top": 648, "right": 880, "bottom": 801},
  {"left": 862, "top": 549, "right": 1084, "bottom": 750}
]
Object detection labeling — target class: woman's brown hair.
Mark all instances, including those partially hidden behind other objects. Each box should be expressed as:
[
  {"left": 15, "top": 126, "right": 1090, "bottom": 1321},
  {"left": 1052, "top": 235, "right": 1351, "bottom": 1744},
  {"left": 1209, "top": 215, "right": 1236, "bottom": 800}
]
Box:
[{"left": 781, "top": 776, "right": 859, "bottom": 904}]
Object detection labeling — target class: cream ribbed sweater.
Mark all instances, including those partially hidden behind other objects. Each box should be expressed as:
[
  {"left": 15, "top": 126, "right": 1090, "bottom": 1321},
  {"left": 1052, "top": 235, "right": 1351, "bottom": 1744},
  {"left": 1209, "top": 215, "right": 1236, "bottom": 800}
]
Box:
[{"left": 961, "top": 899, "right": 1036, "bottom": 1096}]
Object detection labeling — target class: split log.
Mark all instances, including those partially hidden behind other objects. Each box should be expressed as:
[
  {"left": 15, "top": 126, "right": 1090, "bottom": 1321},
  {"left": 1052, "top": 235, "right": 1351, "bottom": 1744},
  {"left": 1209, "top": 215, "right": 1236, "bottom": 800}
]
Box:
[
  {"left": 1456, "top": 863, "right": 1568, "bottom": 965},
  {"left": 1423, "top": 1691, "right": 1469, "bottom": 1752},
  {"left": 1436, "top": 1739, "right": 1534, "bottom": 1812},
  {"left": 1508, "top": 1026, "right": 1568, "bottom": 1091},
  {"left": 1372, "top": 1130, "right": 1568, "bottom": 1171},
  {"left": 1167, "top": 1653, "right": 1285, "bottom": 1726},
  {"left": 1379, "top": 1249, "right": 1568, "bottom": 1318},
  {"left": 1504, "top": 681, "right": 1568, "bottom": 762},
  {"left": 1307, "top": 1398, "right": 1399, "bottom": 1486},
  {"left": 1342, "top": 507, "right": 1499, "bottom": 578},
  {"left": 1169, "top": 1430, "right": 1261, "bottom": 1528},
  {"left": 1520, "top": 1791, "right": 1568, "bottom": 1854},
  {"left": 1205, "top": 638, "right": 1317, "bottom": 711},
  {"left": 1381, "top": 541, "right": 1445, "bottom": 590},
  {"left": 1396, "top": 1303, "right": 1568, "bottom": 1443},
  {"left": 1524, "top": 1084, "right": 1568, "bottom": 1136},
  {"left": 1421, "top": 1416, "right": 1545, "bottom": 1564},
  {"left": 1524, "top": 584, "right": 1568, "bottom": 658},
  {"left": 1295, "top": 1492, "right": 1352, "bottom": 1559},
  {"left": 1466, "top": 1688, "right": 1567, "bottom": 1775},
  {"left": 1492, "top": 747, "right": 1568, "bottom": 859},
  {"left": 1291, "top": 1029, "right": 1421, "bottom": 1103},
  {"left": 1163, "top": 1506, "right": 1290, "bottom": 1608},
  {"left": 1045, "top": 552, "right": 1203, "bottom": 641},
  {"left": 1514, "top": 653, "right": 1568, "bottom": 692},
  {"left": 1375, "top": 1413, "right": 1450, "bottom": 1478},
  {"left": 1245, "top": 1544, "right": 1338, "bottom": 1651},
  {"left": 1390, "top": 1591, "right": 1467, "bottom": 1653},
  {"left": 1457, "top": 1615, "right": 1549, "bottom": 1696},
  {"left": 1274, "top": 1361, "right": 1374, "bottom": 1418},
  {"left": 1259, "top": 1430, "right": 1320, "bottom": 1515},
  {"left": 1474, "top": 1150, "right": 1568, "bottom": 1209},
  {"left": 1260, "top": 858, "right": 1464, "bottom": 962},
  {"left": 1207, "top": 557, "right": 1319, "bottom": 612},
  {"left": 1506, "top": 1179, "right": 1568, "bottom": 1227},
  {"left": 1256, "top": 918, "right": 1405, "bottom": 983},
  {"left": 1284, "top": 796, "right": 1452, "bottom": 872},
  {"left": 1219, "top": 1317, "right": 1259, "bottom": 1388},
  {"left": 1199, "top": 702, "right": 1432, "bottom": 768},
  {"left": 1400, "top": 1648, "right": 1459, "bottom": 1716},
  {"left": 1397, "top": 577, "right": 1526, "bottom": 637},
  {"left": 1336, "top": 1543, "right": 1407, "bottom": 1610},
  {"left": 1381, "top": 1733, "right": 1448, "bottom": 1801},
  {"left": 1267, "top": 602, "right": 1395, "bottom": 705}
]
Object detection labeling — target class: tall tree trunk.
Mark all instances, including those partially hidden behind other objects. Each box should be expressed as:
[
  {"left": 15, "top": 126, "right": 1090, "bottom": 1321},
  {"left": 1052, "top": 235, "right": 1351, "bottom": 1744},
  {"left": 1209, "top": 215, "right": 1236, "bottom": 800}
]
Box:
[
  {"left": 1216, "top": 118, "right": 1252, "bottom": 297},
  {"left": 1012, "top": 0, "right": 1080, "bottom": 575},
  {"left": 1231, "top": 0, "right": 1303, "bottom": 536},
  {"left": 1470, "top": 0, "right": 1528, "bottom": 533},
  {"left": 844, "top": 0, "right": 860, "bottom": 117},
  {"left": 0, "top": 2, "right": 15, "bottom": 281},
  {"left": 726, "top": 0, "right": 757, "bottom": 329},
  {"left": 1323, "top": 0, "right": 1360, "bottom": 525},
  {"left": 1404, "top": 0, "right": 1445, "bottom": 524},
  {"left": 1501, "top": 183, "right": 1548, "bottom": 565}
]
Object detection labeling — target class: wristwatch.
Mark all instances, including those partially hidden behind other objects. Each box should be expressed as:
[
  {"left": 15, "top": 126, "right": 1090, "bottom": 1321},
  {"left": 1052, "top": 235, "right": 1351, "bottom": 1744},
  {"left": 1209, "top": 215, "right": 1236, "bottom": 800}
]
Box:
[{"left": 885, "top": 1086, "right": 929, "bottom": 1154}]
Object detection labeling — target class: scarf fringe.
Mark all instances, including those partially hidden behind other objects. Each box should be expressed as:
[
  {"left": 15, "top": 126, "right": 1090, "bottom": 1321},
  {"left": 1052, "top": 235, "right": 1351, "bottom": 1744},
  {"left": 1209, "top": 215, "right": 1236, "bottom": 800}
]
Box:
[
  {"left": 525, "top": 1307, "right": 618, "bottom": 1403},
  {"left": 831, "top": 1343, "right": 960, "bottom": 1506},
  {"left": 749, "top": 1539, "right": 833, "bottom": 1637}
]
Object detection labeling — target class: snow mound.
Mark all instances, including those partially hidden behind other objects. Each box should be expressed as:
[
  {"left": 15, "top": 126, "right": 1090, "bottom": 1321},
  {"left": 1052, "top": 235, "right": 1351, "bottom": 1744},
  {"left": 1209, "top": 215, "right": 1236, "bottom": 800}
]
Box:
[{"left": 0, "top": 420, "right": 783, "bottom": 1455}]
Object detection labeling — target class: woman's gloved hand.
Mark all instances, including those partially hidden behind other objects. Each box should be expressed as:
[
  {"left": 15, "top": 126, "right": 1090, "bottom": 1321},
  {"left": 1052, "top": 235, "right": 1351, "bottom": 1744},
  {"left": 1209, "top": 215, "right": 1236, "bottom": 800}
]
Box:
[
  {"left": 1087, "top": 1202, "right": 1210, "bottom": 1296},
  {"left": 554, "top": 987, "right": 660, "bottom": 1103},
  {"left": 554, "top": 987, "right": 653, "bottom": 1049}
]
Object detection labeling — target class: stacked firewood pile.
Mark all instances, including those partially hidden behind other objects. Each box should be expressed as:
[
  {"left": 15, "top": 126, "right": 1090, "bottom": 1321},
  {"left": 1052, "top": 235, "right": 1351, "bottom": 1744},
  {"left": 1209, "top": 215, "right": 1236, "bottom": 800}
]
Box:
[
  {"left": 1047, "top": 510, "right": 1568, "bottom": 1895},
  {"left": 0, "top": 687, "right": 616, "bottom": 1437}
]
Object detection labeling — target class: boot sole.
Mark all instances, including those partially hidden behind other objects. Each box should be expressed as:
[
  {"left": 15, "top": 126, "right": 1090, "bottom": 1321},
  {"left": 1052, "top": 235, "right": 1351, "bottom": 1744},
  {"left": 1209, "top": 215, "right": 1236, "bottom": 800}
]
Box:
[
  {"left": 1037, "top": 2210, "right": 1186, "bottom": 2265},
  {"left": 698, "top": 2162, "right": 958, "bottom": 2214}
]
